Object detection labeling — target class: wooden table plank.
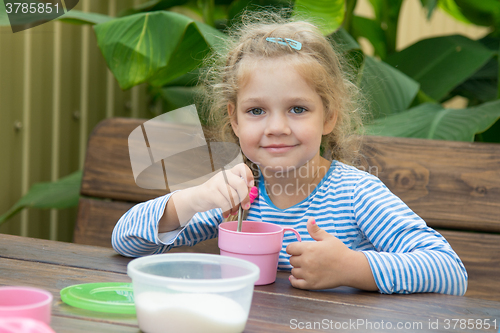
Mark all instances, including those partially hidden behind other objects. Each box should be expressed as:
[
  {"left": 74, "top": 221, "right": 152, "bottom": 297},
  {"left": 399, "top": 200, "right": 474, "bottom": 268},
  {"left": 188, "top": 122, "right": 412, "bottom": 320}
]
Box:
[
  {"left": 0, "top": 234, "right": 131, "bottom": 274},
  {"left": 2, "top": 234, "right": 500, "bottom": 332},
  {"left": 2, "top": 256, "right": 498, "bottom": 333},
  {"left": 3, "top": 232, "right": 500, "bottom": 302},
  {"left": 51, "top": 316, "right": 139, "bottom": 333}
]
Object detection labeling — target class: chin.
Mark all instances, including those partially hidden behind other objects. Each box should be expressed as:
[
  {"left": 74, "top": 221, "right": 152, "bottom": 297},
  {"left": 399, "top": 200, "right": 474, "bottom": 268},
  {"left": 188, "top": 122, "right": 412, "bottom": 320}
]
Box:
[{"left": 254, "top": 161, "right": 310, "bottom": 176}]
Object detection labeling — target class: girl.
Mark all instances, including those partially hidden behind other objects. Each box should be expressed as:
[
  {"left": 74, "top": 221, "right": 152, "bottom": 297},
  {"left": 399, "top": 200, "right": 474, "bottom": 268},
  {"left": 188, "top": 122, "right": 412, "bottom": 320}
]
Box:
[{"left": 112, "top": 13, "right": 467, "bottom": 295}]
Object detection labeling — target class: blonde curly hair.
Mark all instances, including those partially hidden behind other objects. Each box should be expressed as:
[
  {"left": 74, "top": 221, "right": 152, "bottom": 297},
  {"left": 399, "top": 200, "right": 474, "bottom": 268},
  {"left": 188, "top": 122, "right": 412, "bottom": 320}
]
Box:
[{"left": 198, "top": 10, "right": 364, "bottom": 167}]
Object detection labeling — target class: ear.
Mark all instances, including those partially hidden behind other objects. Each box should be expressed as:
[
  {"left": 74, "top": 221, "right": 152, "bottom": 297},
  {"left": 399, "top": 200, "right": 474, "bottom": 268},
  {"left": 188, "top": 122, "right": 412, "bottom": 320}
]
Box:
[
  {"left": 228, "top": 102, "right": 240, "bottom": 137},
  {"left": 322, "top": 110, "right": 337, "bottom": 135}
]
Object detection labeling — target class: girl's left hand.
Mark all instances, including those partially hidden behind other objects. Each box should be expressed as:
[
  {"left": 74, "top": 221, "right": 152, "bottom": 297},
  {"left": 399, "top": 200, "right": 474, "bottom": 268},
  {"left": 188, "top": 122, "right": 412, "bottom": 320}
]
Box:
[{"left": 286, "top": 218, "right": 377, "bottom": 291}]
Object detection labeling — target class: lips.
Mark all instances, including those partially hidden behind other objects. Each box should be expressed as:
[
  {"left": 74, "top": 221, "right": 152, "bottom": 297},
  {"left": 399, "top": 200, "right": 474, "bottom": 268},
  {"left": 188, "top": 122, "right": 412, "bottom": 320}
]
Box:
[{"left": 262, "top": 144, "right": 297, "bottom": 153}]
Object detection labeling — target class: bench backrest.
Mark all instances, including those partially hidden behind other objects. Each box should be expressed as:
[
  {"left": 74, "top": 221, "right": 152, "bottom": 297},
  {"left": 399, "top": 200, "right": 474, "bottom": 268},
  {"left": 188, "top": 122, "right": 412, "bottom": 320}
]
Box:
[{"left": 74, "top": 117, "right": 500, "bottom": 248}]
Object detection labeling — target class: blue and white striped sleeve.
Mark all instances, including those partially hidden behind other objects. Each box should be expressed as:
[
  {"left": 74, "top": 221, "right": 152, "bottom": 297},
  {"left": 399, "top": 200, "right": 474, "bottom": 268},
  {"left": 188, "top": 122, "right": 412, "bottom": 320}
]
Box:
[
  {"left": 353, "top": 174, "right": 468, "bottom": 295},
  {"left": 111, "top": 192, "right": 222, "bottom": 257}
]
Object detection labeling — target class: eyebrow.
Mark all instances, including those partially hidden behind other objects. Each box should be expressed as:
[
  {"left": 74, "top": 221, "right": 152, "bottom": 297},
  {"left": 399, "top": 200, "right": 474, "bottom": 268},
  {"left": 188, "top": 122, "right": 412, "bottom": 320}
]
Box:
[{"left": 239, "top": 97, "right": 315, "bottom": 105}]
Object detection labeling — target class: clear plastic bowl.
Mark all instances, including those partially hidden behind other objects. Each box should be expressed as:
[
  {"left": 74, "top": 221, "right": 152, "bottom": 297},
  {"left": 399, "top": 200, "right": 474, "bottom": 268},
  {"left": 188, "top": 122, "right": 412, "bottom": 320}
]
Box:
[{"left": 127, "top": 253, "right": 259, "bottom": 333}]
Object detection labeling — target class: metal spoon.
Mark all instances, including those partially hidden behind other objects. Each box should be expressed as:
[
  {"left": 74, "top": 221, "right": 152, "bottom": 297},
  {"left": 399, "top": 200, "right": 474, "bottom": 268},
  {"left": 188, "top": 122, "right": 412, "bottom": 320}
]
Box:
[{"left": 237, "top": 205, "right": 243, "bottom": 232}]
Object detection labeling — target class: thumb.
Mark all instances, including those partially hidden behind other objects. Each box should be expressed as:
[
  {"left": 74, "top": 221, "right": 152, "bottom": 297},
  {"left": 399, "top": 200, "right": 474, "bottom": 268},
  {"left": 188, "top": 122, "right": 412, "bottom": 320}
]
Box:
[{"left": 307, "top": 218, "right": 331, "bottom": 242}]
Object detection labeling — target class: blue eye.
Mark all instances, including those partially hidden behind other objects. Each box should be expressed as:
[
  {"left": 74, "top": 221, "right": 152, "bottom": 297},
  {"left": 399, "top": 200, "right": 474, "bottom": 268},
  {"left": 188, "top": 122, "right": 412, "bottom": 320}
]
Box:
[
  {"left": 248, "top": 108, "right": 264, "bottom": 115},
  {"left": 291, "top": 106, "right": 306, "bottom": 114}
]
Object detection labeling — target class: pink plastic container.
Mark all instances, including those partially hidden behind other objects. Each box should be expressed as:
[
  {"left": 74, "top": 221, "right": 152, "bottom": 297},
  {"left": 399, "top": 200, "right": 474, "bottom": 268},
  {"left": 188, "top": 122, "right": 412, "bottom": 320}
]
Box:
[
  {"left": 0, "top": 318, "right": 55, "bottom": 333},
  {"left": 0, "top": 287, "right": 53, "bottom": 325},
  {"left": 219, "top": 221, "right": 301, "bottom": 285}
]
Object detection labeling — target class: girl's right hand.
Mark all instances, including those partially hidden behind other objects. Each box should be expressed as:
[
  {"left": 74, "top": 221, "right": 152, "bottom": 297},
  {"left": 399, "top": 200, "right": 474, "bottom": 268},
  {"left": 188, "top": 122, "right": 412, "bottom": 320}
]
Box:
[{"left": 190, "top": 163, "right": 255, "bottom": 218}]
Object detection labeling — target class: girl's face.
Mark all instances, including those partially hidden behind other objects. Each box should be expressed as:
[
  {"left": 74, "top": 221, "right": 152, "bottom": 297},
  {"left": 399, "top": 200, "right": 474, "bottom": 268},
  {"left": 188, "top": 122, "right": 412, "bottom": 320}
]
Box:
[{"left": 229, "top": 57, "right": 336, "bottom": 173}]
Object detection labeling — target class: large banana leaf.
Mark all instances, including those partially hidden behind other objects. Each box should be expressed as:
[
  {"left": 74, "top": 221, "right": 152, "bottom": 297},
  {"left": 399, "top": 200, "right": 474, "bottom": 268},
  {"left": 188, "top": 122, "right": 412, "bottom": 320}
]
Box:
[
  {"left": 478, "top": 120, "right": 500, "bottom": 143},
  {"left": 359, "top": 56, "right": 420, "bottom": 119},
  {"left": 118, "top": 0, "right": 189, "bottom": 17},
  {"left": 0, "top": 171, "right": 82, "bottom": 226},
  {"left": 330, "top": 27, "right": 365, "bottom": 77},
  {"left": 439, "top": 0, "right": 472, "bottom": 24},
  {"left": 351, "top": 15, "right": 386, "bottom": 59},
  {"left": 449, "top": 35, "right": 500, "bottom": 104},
  {"left": 293, "top": 0, "right": 345, "bottom": 36},
  {"left": 227, "top": 0, "right": 294, "bottom": 27},
  {"left": 365, "top": 100, "right": 500, "bottom": 141},
  {"left": 58, "top": 10, "right": 114, "bottom": 25},
  {"left": 386, "top": 35, "right": 495, "bottom": 102},
  {"left": 419, "top": 0, "right": 438, "bottom": 19},
  {"left": 0, "top": 1, "right": 9, "bottom": 25},
  {"left": 331, "top": 27, "right": 360, "bottom": 52},
  {"left": 158, "top": 86, "right": 201, "bottom": 113},
  {"left": 451, "top": 58, "right": 498, "bottom": 103},
  {"left": 366, "top": 0, "right": 403, "bottom": 54},
  {"left": 440, "top": 0, "right": 500, "bottom": 28},
  {"left": 94, "top": 11, "right": 226, "bottom": 90}
]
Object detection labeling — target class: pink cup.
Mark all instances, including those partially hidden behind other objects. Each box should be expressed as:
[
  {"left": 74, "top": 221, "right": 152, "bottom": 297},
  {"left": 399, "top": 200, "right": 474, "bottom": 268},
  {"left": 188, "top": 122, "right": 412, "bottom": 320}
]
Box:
[
  {"left": 0, "top": 318, "right": 55, "bottom": 333},
  {"left": 218, "top": 221, "right": 301, "bottom": 285},
  {"left": 0, "top": 287, "right": 53, "bottom": 325}
]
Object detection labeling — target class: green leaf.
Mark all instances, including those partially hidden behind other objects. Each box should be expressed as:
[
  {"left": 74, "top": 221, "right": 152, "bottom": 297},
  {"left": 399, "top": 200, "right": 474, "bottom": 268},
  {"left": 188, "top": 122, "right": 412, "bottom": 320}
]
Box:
[
  {"left": 420, "top": 0, "right": 438, "bottom": 19},
  {"left": 359, "top": 56, "right": 420, "bottom": 119},
  {"left": 293, "top": 0, "right": 345, "bottom": 36},
  {"left": 351, "top": 15, "right": 386, "bottom": 59},
  {"left": 162, "top": 68, "right": 202, "bottom": 87},
  {"left": 330, "top": 28, "right": 364, "bottom": 78},
  {"left": 0, "top": 171, "right": 82, "bottom": 226},
  {"left": 0, "top": 1, "right": 9, "bottom": 26},
  {"left": 385, "top": 35, "right": 495, "bottom": 101},
  {"left": 365, "top": 100, "right": 500, "bottom": 141},
  {"left": 366, "top": 0, "right": 403, "bottom": 54},
  {"left": 439, "top": 0, "right": 472, "bottom": 24},
  {"left": 447, "top": 35, "right": 499, "bottom": 104},
  {"left": 58, "top": 10, "right": 114, "bottom": 25},
  {"left": 476, "top": 119, "right": 500, "bottom": 143},
  {"left": 160, "top": 86, "right": 201, "bottom": 112},
  {"left": 94, "top": 11, "right": 226, "bottom": 90},
  {"left": 440, "top": 0, "right": 500, "bottom": 28},
  {"left": 226, "top": 0, "right": 293, "bottom": 28},
  {"left": 330, "top": 27, "right": 360, "bottom": 52},
  {"left": 118, "top": 0, "right": 189, "bottom": 17},
  {"left": 450, "top": 58, "right": 498, "bottom": 103}
]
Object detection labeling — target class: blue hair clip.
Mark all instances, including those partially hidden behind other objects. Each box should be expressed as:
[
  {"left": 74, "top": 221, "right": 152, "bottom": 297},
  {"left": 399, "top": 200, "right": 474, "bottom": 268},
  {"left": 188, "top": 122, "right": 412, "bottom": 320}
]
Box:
[{"left": 265, "top": 37, "right": 302, "bottom": 51}]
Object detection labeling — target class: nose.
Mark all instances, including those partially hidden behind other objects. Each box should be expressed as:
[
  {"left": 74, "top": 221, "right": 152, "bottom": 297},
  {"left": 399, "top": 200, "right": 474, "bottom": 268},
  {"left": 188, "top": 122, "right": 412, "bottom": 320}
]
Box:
[{"left": 264, "top": 112, "right": 291, "bottom": 136}]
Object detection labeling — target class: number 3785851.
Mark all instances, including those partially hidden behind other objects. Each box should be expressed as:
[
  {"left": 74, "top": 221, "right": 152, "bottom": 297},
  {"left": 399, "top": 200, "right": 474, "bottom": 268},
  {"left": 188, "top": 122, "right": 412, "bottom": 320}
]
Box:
[{"left": 5, "top": 2, "right": 60, "bottom": 14}]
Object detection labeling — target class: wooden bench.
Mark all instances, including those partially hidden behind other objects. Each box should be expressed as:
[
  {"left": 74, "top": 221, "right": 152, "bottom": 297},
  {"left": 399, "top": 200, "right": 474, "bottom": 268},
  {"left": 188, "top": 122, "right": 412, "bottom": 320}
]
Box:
[{"left": 75, "top": 117, "right": 500, "bottom": 301}]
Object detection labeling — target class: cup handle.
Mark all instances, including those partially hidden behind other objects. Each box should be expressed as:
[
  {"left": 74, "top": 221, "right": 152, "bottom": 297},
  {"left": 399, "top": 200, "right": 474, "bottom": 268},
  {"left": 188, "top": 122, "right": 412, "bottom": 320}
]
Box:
[{"left": 283, "top": 228, "right": 301, "bottom": 242}]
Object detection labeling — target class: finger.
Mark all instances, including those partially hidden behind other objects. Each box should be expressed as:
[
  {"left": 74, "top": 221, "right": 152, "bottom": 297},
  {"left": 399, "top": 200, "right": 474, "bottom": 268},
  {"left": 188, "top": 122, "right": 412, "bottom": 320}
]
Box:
[
  {"left": 290, "top": 267, "right": 304, "bottom": 279},
  {"left": 286, "top": 242, "right": 304, "bottom": 256},
  {"left": 289, "top": 274, "right": 309, "bottom": 290},
  {"left": 288, "top": 255, "right": 301, "bottom": 268},
  {"left": 219, "top": 169, "right": 245, "bottom": 210},
  {"left": 225, "top": 171, "right": 251, "bottom": 210},
  {"left": 216, "top": 186, "right": 238, "bottom": 216},
  {"left": 231, "top": 164, "right": 255, "bottom": 209},
  {"left": 231, "top": 163, "right": 255, "bottom": 188},
  {"left": 220, "top": 168, "right": 238, "bottom": 210},
  {"left": 306, "top": 217, "right": 331, "bottom": 242}
]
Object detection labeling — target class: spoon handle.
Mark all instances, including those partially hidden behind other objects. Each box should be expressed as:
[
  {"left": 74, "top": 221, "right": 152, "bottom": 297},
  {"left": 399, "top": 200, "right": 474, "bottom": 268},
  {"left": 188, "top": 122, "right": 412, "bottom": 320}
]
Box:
[{"left": 237, "top": 206, "right": 243, "bottom": 232}]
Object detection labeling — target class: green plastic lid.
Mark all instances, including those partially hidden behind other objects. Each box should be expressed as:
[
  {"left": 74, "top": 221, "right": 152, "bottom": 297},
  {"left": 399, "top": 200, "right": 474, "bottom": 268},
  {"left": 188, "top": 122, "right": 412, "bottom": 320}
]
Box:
[{"left": 60, "top": 282, "right": 136, "bottom": 314}]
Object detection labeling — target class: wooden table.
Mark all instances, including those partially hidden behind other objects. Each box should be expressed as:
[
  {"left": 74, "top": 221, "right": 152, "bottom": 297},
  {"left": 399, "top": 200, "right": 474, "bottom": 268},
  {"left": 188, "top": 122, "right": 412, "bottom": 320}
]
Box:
[{"left": 1, "top": 234, "right": 499, "bottom": 332}]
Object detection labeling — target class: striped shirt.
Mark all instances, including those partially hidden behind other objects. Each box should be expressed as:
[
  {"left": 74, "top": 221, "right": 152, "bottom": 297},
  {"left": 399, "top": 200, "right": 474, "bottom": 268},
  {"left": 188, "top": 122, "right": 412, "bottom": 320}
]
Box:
[{"left": 112, "top": 161, "right": 467, "bottom": 295}]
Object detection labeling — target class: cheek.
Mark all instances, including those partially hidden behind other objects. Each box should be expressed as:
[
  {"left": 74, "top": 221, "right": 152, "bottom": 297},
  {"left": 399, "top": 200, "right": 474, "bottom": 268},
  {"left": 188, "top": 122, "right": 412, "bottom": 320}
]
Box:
[
  {"left": 236, "top": 128, "right": 258, "bottom": 153},
  {"left": 297, "top": 123, "right": 322, "bottom": 146}
]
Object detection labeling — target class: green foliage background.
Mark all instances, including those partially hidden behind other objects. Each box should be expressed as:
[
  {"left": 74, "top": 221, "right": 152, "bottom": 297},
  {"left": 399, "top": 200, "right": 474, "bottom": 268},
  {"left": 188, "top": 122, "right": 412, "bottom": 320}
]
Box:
[{"left": 1, "top": 0, "right": 500, "bottom": 226}]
